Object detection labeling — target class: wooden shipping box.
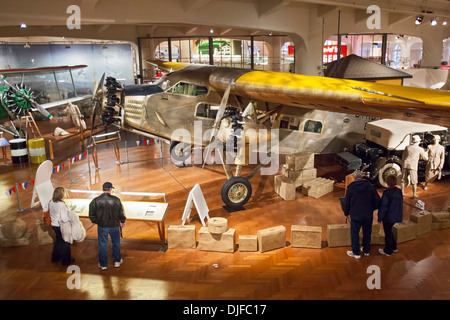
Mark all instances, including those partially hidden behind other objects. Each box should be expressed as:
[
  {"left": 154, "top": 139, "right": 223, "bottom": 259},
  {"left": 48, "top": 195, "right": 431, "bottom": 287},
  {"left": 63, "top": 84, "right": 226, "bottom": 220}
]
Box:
[
  {"left": 167, "top": 225, "right": 196, "bottom": 249},
  {"left": 257, "top": 225, "right": 286, "bottom": 252},
  {"left": 291, "top": 225, "right": 322, "bottom": 249},
  {"left": 359, "top": 222, "right": 384, "bottom": 245},
  {"left": 283, "top": 167, "right": 317, "bottom": 187},
  {"left": 431, "top": 210, "right": 450, "bottom": 222},
  {"left": 274, "top": 175, "right": 296, "bottom": 201},
  {"left": 285, "top": 152, "right": 315, "bottom": 171},
  {"left": 326, "top": 223, "right": 351, "bottom": 247},
  {"left": 198, "top": 227, "right": 236, "bottom": 253},
  {"left": 302, "top": 178, "right": 334, "bottom": 199},
  {"left": 409, "top": 211, "right": 433, "bottom": 236},
  {"left": 393, "top": 220, "right": 417, "bottom": 243},
  {"left": 238, "top": 235, "right": 258, "bottom": 252},
  {"left": 431, "top": 220, "right": 450, "bottom": 230}
]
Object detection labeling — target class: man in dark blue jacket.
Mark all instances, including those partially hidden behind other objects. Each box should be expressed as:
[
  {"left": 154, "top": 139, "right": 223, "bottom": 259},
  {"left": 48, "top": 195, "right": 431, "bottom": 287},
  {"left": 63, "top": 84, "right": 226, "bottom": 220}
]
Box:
[
  {"left": 344, "top": 170, "right": 381, "bottom": 259},
  {"left": 377, "top": 175, "right": 403, "bottom": 256}
]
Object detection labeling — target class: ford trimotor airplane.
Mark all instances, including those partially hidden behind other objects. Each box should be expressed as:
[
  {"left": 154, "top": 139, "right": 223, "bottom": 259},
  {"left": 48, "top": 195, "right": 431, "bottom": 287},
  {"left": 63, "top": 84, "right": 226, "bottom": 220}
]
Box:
[{"left": 91, "top": 60, "right": 450, "bottom": 210}]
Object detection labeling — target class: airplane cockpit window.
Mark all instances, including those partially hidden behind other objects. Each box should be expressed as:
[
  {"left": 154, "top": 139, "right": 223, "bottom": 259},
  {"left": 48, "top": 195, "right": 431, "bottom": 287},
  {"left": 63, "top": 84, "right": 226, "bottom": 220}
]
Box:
[
  {"left": 280, "top": 116, "right": 300, "bottom": 130},
  {"left": 167, "top": 82, "right": 208, "bottom": 96},
  {"left": 303, "top": 120, "right": 323, "bottom": 134},
  {"left": 195, "top": 103, "right": 219, "bottom": 119}
]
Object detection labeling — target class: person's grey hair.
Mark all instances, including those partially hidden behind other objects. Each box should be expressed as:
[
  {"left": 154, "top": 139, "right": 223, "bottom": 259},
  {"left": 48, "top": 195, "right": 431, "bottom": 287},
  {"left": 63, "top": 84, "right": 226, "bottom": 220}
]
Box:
[{"left": 352, "top": 170, "right": 364, "bottom": 179}]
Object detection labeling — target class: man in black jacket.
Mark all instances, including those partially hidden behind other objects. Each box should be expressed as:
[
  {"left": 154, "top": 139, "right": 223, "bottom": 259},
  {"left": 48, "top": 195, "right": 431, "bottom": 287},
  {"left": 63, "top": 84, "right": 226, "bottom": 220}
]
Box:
[
  {"left": 89, "top": 182, "right": 126, "bottom": 270},
  {"left": 344, "top": 170, "right": 380, "bottom": 259}
]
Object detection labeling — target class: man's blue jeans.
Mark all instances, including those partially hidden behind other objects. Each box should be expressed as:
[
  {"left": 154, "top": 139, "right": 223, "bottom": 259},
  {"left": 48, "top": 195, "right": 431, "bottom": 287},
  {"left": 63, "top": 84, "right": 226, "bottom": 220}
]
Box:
[
  {"left": 98, "top": 226, "right": 121, "bottom": 267},
  {"left": 350, "top": 217, "right": 373, "bottom": 255}
]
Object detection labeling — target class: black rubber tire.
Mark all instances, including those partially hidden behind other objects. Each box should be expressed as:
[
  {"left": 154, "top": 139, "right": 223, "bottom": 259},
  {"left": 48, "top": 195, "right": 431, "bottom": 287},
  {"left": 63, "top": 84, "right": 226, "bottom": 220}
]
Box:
[{"left": 221, "top": 176, "right": 252, "bottom": 210}]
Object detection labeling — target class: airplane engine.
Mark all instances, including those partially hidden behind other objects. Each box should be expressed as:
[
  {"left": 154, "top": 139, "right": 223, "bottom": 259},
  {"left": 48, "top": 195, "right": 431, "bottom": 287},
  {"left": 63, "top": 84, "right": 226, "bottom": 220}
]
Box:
[
  {"left": 102, "top": 76, "right": 124, "bottom": 125},
  {"left": 0, "top": 84, "right": 35, "bottom": 117}
]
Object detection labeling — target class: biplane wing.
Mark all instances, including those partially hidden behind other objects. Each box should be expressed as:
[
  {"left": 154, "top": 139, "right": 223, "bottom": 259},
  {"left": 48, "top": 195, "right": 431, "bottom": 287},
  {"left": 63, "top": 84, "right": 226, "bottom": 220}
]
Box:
[
  {"left": 148, "top": 60, "right": 450, "bottom": 127},
  {"left": 0, "top": 64, "right": 92, "bottom": 119}
]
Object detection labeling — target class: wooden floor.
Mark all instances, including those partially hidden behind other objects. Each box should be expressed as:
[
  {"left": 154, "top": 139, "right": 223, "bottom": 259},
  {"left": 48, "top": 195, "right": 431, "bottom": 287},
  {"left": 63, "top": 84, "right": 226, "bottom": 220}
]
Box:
[{"left": 1, "top": 117, "right": 450, "bottom": 303}]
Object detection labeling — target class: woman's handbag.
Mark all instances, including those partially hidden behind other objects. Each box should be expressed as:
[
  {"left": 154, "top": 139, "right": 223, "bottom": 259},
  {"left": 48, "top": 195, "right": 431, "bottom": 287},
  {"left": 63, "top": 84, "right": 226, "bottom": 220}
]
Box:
[{"left": 43, "top": 200, "right": 52, "bottom": 226}]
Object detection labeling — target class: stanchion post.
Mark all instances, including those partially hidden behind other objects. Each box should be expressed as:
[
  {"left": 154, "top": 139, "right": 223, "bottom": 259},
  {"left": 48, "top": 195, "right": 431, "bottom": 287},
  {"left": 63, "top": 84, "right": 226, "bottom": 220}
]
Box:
[
  {"left": 124, "top": 140, "right": 131, "bottom": 163},
  {"left": 87, "top": 148, "right": 91, "bottom": 173},
  {"left": 15, "top": 183, "right": 28, "bottom": 213},
  {"left": 68, "top": 158, "right": 77, "bottom": 184}
]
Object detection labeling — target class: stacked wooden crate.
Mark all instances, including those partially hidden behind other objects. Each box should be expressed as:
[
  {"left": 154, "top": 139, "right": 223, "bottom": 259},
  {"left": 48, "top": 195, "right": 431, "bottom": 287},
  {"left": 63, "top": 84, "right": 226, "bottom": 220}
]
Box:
[
  {"left": 274, "top": 152, "right": 319, "bottom": 200},
  {"left": 198, "top": 217, "right": 236, "bottom": 253}
]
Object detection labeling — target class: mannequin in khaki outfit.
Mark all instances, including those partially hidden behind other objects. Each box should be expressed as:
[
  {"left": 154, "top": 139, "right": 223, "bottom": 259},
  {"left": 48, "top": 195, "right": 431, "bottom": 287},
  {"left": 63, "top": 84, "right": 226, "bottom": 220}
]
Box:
[
  {"left": 65, "top": 102, "right": 86, "bottom": 131},
  {"left": 424, "top": 135, "right": 445, "bottom": 190},
  {"left": 401, "top": 135, "right": 428, "bottom": 198}
]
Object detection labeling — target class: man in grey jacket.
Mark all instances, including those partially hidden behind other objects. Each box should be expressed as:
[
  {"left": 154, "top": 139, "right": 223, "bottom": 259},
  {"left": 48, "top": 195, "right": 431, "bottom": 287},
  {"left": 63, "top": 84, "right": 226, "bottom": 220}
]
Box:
[
  {"left": 89, "top": 182, "right": 126, "bottom": 270},
  {"left": 401, "top": 135, "right": 428, "bottom": 199}
]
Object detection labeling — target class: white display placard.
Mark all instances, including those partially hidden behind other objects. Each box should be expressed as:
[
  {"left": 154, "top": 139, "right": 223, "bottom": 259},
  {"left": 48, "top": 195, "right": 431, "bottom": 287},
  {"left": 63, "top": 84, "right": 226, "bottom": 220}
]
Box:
[
  {"left": 31, "top": 160, "right": 54, "bottom": 210},
  {"left": 182, "top": 184, "right": 210, "bottom": 226}
]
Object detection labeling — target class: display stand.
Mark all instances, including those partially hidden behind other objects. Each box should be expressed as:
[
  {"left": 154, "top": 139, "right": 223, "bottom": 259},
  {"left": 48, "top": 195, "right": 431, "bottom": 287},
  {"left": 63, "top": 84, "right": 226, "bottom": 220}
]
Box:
[
  {"left": 30, "top": 160, "right": 54, "bottom": 210},
  {"left": 90, "top": 131, "right": 121, "bottom": 169},
  {"left": 66, "top": 189, "right": 168, "bottom": 251},
  {"left": 181, "top": 184, "right": 210, "bottom": 226}
]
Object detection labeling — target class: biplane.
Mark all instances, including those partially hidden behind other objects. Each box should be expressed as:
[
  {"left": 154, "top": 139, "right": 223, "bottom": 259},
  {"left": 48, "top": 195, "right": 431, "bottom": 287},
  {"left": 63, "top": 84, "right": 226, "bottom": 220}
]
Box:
[
  {"left": 0, "top": 64, "right": 91, "bottom": 137},
  {"left": 91, "top": 60, "right": 450, "bottom": 209}
]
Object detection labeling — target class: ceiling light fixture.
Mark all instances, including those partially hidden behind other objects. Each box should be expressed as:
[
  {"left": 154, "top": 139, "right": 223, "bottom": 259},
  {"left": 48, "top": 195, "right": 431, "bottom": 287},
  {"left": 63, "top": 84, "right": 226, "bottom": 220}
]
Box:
[
  {"left": 415, "top": 15, "right": 424, "bottom": 25},
  {"left": 20, "top": 23, "right": 27, "bottom": 28},
  {"left": 210, "top": 28, "right": 214, "bottom": 33},
  {"left": 23, "top": 43, "right": 30, "bottom": 48},
  {"left": 431, "top": 18, "right": 437, "bottom": 26},
  {"left": 443, "top": 20, "right": 447, "bottom": 26}
]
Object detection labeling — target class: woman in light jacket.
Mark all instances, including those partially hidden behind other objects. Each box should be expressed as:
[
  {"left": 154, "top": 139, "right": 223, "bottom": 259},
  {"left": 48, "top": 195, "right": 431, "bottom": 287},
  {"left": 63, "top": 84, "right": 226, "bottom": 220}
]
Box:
[{"left": 49, "top": 187, "right": 74, "bottom": 266}]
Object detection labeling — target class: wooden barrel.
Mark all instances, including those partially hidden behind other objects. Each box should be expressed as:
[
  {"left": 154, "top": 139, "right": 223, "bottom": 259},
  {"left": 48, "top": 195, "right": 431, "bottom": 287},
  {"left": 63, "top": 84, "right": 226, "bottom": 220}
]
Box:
[
  {"left": 28, "top": 138, "right": 46, "bottom": 164},
  {"left": 9, "top": 138, "right": 28, "bottom": 164}
]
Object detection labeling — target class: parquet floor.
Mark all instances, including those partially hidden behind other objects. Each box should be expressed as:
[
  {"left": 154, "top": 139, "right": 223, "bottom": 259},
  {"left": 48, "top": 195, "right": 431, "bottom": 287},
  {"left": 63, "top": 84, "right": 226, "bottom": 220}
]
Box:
[{"left": 1, "top": 117, "right": 450, "bottom": 303}]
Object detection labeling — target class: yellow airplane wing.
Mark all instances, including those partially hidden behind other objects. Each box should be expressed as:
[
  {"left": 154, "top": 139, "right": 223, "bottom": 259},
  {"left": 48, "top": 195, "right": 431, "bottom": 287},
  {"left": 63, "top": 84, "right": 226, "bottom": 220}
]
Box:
[
  {"left": 222, "top": 71, "right": 450, "bottom": 127},
  {"left": 146, "top": 60, "right": 193, "bottom": 72},
  {"left": 148, "top": 60, "right": 450, "bottom": 127}
]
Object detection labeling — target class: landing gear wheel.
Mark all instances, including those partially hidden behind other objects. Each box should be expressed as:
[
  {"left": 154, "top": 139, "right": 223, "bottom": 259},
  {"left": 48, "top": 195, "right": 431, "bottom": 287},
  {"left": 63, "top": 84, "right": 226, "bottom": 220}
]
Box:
[
  {"left": 170, "top": 141, "right": 191, "bottom": 164},
  {"left": 378, "top": 162, "right": 402, "bottom": 188},
  {"left": 221, "top": 176, "right": 252, "bottom": 210}
]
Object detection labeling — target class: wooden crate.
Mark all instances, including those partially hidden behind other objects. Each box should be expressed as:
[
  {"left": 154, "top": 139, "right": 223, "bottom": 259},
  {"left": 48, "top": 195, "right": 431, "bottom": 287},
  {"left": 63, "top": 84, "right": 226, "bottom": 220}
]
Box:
[
  {"left": 285, "top": 152, "right": 315, "bottom": 171},
  {"left": 274, "top": 175, "right": 296, "bottom": 201},
  {"left": 326, "top": 223, "right": 351, "bottom": 247},
  {"left": 409, "top": 211, "right": 433, "bottom": 236},
  {"left": 302, "top": 178, "right": 334, "bottom": 199},
  {"left": 198, "top": 227, "right": 236, "bottom": 253},
  {"left": 283, "top": 167, "right": 317, "bottom": 187},
  {"left": 291, "top": 225, "right": 322, "bottom": 249},
  {"left": 257, "top": 225, "right": 286, "bottom": 253},
  {"left": 393, "top": 221, "right": 417, "bottom": 243},
  {"left": 238, "top": 235, "right": 258, "bottom": 252},
  {"left": 167, "top": 225, "right": 196, "bottom": 249}
]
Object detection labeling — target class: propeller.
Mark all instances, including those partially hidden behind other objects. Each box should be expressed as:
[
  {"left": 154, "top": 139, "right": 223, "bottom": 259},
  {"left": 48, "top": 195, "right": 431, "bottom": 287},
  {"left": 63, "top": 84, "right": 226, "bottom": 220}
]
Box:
[
  {"left": 0, "top": 73, "right": 54, "bottom": 120},
  {"left": 90, "top": 73, "right": 105, "bottom": 135},
  {"left": 202, "top": 79, "right": 234, "bottom": 169}
]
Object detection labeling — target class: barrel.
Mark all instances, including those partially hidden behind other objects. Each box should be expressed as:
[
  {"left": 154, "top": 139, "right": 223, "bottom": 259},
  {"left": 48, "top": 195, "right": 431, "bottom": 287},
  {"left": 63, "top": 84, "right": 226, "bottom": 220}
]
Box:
[
  {"left": 9, "top": 138, "right": 28, "bottom": 164},
  {"left": 28, "top": 138, "right": 46, "bottom": 164}
]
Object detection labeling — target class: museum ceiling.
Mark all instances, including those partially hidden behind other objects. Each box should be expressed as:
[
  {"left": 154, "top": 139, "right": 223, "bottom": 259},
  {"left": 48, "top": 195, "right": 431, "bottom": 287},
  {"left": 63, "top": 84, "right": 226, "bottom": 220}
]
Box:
[{"left": 0, "top": 0, "right": 449, "bottom": 43}]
